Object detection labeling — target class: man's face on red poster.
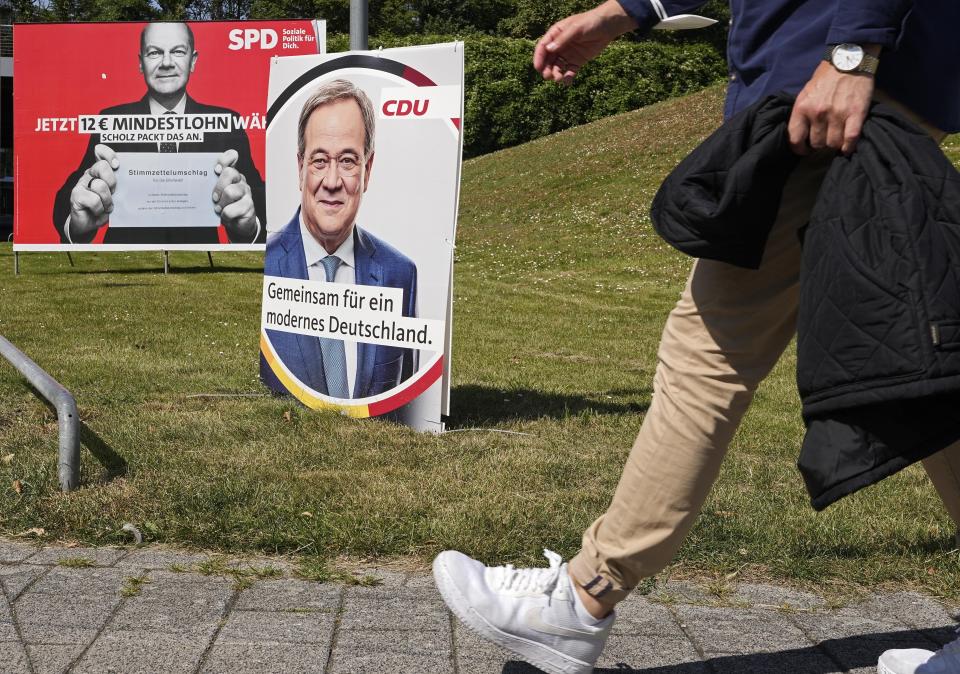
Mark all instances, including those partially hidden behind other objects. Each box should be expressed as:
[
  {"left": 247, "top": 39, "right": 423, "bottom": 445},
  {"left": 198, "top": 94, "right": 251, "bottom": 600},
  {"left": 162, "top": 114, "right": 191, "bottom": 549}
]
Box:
[{"left": 138, "top": 23, "right": 198, "bottom": 100}]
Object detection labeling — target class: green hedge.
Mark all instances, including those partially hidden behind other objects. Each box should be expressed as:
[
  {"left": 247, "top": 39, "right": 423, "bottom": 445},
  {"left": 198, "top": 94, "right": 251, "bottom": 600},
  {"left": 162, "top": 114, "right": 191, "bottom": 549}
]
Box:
[{"left": 327, "top": 33, "right": 727, "bottom": 157}]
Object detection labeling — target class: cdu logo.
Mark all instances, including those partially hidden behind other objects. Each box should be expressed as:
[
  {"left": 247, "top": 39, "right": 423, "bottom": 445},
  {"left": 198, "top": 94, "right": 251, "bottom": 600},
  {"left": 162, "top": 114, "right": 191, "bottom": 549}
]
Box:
[
  {"left": 378, "top": 85, "right": 461, "bottom": 121},
  {"left": 382, "top": 99, "right": 430, "bottom": 117}
]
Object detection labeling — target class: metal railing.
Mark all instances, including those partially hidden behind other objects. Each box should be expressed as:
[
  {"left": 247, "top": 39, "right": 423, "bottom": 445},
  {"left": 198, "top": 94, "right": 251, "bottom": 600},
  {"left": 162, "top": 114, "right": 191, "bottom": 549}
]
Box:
[{"left": 0, "top": 336, "right": 79, "bottom": 491}]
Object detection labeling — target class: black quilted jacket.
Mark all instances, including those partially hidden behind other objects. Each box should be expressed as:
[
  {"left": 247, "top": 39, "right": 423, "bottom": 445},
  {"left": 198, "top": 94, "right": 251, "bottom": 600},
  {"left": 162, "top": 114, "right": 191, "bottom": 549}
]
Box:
[{"left": 652, "top": 93, "right": 960, "bottom": 510}]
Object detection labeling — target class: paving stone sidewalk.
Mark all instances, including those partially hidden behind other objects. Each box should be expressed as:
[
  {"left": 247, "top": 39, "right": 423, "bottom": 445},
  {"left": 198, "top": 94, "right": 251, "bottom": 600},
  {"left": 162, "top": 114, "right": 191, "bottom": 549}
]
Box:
[{"left": 0, "top": 539, "right": 955, "bottom": 674}]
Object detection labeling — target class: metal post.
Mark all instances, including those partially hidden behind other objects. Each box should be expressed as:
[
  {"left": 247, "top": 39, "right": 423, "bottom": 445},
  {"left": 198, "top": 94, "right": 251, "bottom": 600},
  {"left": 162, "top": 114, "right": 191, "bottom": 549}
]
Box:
[
  {"left": 13, "top": 251, "right": 18, "bottom": 276},
  {"left": 207, "top": 251, "right": 214, "bottom": 268},
  {"left": 163, "top": 250, "right": 169, "bottom": 274},
  {"left": 350, "top": 0, "right": 368, "bottom": 50},
  {"left": 66, "top": 252, "right": 74, "bottom": 267},
  {"left": 0, "top": 335, "right": 80, "bottom": 491}
]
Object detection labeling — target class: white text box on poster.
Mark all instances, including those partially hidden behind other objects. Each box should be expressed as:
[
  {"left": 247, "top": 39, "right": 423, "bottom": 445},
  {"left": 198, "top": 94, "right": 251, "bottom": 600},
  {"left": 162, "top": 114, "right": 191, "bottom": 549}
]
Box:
[{"left": 262, "top": 275, "right": 445, "bottom": 350}]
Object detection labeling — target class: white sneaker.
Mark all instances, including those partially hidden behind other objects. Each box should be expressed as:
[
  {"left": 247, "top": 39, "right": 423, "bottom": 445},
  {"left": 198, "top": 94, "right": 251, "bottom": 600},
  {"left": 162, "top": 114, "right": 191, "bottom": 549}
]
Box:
[
  {"left": 878, "top": 632, "right": 960, "bottom": 674},
  {"left": 433, "top": 549, "right": 613, "bottom": 674}
]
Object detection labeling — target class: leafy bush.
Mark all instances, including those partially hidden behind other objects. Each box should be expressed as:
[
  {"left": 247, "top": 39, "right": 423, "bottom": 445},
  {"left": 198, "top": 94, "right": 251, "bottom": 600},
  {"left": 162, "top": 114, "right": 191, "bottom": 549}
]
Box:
[
  {"left": 328, "top": 32, "right": 727, "bottom": 157},
  {"left": 13, "top": 0, "right": 726, "bottom": 157}
]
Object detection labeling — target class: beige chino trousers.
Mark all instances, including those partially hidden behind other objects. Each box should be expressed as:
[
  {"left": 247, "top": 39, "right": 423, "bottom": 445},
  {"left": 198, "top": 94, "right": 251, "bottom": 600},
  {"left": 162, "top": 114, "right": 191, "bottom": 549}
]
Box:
[{"left": 569, "top": 115, "right": 960, "bottom": 604}]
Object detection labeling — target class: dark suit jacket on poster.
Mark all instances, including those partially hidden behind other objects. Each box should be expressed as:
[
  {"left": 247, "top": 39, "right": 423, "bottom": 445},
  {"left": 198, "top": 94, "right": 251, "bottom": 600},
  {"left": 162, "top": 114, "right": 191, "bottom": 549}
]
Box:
[
  {"left": 262, "top": 211, "right": 418, "bottom": 399},
  {"left": 53, "top": 95, "right": 266, "bottom": 245}
]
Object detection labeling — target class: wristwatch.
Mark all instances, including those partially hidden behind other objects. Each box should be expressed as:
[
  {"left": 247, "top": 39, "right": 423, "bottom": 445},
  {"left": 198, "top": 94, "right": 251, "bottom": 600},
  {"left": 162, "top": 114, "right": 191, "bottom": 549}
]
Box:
[{"left": 824, "top": 44, "right": 879, "bottom": 75}]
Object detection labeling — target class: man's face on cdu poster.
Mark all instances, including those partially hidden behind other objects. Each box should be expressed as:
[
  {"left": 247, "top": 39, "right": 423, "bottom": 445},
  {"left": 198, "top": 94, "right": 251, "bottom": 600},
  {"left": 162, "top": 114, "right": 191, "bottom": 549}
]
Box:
[
  {"left": 298, "top": 98, "right": 374, "bottom": 254},
  {"left": 138, "top": 23, "right": 198, "bottom": 100}
]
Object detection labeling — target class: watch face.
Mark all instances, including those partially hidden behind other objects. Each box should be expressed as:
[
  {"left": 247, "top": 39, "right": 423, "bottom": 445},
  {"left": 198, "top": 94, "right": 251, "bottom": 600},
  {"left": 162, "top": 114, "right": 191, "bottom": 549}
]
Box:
[{"left": 832, "top": 44, "right": 864, "bottom": 72}]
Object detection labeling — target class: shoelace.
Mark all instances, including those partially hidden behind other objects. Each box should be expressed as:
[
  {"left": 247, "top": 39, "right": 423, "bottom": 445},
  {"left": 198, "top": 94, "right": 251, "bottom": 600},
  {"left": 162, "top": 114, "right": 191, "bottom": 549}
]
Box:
[{"left": 488, "top": 549, "right": 564, "bottom": 594}]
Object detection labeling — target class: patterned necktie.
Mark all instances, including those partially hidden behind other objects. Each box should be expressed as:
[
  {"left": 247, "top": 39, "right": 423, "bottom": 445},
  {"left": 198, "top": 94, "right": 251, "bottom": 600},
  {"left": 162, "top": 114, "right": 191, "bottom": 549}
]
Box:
[
  {"left": 319, "top": 256, "right": 350, "bottom": 398},
  {"left": 159, "top": 110, "right": 177, "bottom": 153}
]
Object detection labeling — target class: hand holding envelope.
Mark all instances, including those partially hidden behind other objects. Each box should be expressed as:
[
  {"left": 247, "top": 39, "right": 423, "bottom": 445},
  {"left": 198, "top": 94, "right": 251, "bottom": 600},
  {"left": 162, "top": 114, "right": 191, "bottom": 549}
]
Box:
[
  {"left": 213, "top": 149, "right": 259, "bottom": 241},
  {"left": 67, "top": 143, "right": 119, "bottom": 241},
  {"left": 104, "top": 150, "right": 257, "bottom": 241}
]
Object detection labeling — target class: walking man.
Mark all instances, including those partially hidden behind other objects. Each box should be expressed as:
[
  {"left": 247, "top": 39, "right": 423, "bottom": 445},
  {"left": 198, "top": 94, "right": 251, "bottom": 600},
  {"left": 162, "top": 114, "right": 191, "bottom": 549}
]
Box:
[{"left": 433, "top": 2, "right": 960, "bottom": 673}]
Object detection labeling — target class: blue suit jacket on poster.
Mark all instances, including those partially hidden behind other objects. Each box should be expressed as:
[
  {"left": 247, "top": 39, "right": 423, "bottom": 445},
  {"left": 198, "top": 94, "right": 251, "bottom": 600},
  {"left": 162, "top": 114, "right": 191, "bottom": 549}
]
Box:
[{"left": 261, "top": 210, "right": 418, "bottom": 399}]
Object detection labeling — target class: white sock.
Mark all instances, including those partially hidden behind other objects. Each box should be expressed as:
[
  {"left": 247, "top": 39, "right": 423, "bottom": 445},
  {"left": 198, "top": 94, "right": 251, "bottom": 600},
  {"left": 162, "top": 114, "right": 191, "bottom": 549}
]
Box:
[{"left": 571, "top": 578, "right": 609, "bottom": 626}]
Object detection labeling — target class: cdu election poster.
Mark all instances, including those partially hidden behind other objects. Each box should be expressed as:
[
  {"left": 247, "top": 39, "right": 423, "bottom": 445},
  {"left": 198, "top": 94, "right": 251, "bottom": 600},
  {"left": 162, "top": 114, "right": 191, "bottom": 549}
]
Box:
[
  {"left": 14, "top": 20, "right": 326, "bottom": 251},
  {"left": 259, "top": 43, "right": 464, "bottom": 433}
]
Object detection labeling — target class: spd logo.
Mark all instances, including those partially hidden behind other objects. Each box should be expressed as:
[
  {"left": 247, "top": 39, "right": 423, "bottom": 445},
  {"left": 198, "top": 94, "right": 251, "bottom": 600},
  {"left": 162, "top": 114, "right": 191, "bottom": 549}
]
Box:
[{"left": 228, "top": 28, "right": 278, "bottom": 50}]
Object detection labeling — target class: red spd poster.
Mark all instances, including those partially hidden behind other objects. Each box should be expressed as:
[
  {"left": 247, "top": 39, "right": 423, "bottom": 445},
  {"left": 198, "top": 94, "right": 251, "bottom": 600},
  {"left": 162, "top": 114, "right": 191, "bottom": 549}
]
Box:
[{"left": 14, "top": 20, "right": 326, "bottom": 251}]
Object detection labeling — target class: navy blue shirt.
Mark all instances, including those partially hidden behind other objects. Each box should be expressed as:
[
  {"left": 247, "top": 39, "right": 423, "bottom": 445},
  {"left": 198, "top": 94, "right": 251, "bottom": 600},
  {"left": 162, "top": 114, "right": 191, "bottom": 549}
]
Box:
[{"left": 617, "top": 0, "right": 960, "bottom": 132}]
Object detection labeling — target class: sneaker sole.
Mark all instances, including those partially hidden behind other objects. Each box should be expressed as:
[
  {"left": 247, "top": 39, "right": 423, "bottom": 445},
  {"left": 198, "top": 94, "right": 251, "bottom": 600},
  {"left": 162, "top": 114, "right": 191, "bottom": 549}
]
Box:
[{"left": 433, "top": 554, "right": 594, "bottom": 674}]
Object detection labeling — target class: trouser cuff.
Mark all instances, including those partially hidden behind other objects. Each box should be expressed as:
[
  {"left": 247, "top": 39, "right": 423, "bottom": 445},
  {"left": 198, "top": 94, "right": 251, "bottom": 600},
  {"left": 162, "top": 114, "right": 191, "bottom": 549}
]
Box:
[{"left": 568, "top": 552, "right": 633, "bottom": 605}]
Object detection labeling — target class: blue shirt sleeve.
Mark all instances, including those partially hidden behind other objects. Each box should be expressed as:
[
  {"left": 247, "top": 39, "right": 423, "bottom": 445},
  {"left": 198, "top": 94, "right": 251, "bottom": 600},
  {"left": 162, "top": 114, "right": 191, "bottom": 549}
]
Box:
[
  {"left": 826, "top": 0, "right": 915, "bottom": 48},
  {"left": 616, "top": 0, "right": 710, "bottom": 34}
]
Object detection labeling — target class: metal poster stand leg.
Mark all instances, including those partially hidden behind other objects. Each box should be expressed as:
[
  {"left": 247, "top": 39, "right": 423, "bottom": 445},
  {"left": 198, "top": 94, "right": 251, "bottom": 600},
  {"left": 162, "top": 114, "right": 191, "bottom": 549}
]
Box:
[
  {"left": 13, "top": 251, "right": 18, "bottom": 276},
  {"left": 66, "top": 252, "right": 74, "bottom": 267},
  {"left": 163, "top": 251, "right": 169, "bottom": 274},
  {"left": 207, "top": 251, "right": 214, "bottom": 268}
]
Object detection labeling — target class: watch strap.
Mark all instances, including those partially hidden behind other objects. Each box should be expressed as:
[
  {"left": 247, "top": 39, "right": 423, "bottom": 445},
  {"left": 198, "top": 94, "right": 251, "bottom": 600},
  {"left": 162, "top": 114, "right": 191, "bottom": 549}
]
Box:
[{"left": 858, "top": 52, "right": 880, "bottom": 75}]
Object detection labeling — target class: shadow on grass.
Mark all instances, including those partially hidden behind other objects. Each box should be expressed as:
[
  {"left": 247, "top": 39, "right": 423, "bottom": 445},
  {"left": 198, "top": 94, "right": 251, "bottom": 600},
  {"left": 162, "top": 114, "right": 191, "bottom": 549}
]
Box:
[
  {"left": 800, "top": 537, "right": 957, "bottom": 559},
  {"left": 100, "top": 282, "right": 161, "bottom": 288},
  {"left": 500, "top": 625, "right": 956, "bottom": 673},
  {"left": 5, "top": 250, "right": 261, "bottom": 276},
  {"left": 57, "top": 265, "right": 263, "bottom": 276},
  {"left": 447, "top": 384, "right": 650, "bottom": 428},
  {"left": 79, "top": 422, "right": 127, "bottom": 480},
  {"left": 15, "top": 380, "right": 127, "bottom": 482}
]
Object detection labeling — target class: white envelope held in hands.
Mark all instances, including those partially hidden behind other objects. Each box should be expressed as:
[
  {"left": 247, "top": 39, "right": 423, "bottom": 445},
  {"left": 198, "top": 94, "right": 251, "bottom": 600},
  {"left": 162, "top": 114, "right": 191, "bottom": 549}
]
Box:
[{"left": 653, "top": 14, "right": 718, "bottom": 30}]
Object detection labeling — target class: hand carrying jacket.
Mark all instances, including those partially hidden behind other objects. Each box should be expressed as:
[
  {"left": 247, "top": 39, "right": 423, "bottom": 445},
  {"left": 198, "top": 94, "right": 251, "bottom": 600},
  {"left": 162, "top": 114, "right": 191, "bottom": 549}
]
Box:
[{"left": 652, "top": 93, "right": 960, "bottom": 509}]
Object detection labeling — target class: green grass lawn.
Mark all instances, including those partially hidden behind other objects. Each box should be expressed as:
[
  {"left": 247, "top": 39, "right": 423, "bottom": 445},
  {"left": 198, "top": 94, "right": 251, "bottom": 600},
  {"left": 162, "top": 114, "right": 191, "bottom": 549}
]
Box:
[{"left": 1, "top": 85, "right": 959, "bottom": 598}]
